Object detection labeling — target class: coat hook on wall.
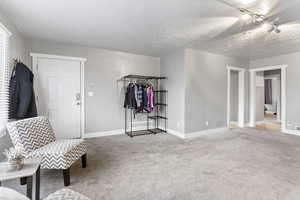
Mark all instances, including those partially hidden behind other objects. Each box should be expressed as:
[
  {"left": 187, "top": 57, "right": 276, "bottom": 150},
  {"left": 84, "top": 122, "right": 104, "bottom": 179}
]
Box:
[{"left": 13, "top": 56, "right": 22, "bottom": 63}]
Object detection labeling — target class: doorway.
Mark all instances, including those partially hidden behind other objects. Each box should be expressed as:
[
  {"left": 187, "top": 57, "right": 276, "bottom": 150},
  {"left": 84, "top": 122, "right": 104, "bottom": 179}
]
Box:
[
  {"left": 31, "top": 53, "right": 86, "bottom": 139},
  {"left": 249, "top": 65, "right": 287, "bottom": 132},
  {"left": 227, "top": 66, "right": 245, "bottom": 128}
]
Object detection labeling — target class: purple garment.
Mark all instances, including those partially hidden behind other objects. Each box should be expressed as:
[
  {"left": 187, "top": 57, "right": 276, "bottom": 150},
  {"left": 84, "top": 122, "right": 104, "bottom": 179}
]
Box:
[{"left": 147, "top": 86, "right": 154, "bottom": 112}]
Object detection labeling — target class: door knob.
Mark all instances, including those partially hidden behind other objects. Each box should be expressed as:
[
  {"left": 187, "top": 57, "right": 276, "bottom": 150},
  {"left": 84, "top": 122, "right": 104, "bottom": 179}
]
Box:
[{"left": 75, "top": 93, "right": 81, "bottom": 106}]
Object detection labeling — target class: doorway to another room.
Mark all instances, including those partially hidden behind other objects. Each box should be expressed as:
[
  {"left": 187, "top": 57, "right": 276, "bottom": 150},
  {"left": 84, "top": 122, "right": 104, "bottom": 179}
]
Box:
[
  {"left": 249, "top": 65, "right": 287, "bottom": 132},
  {"left": 227, "top": 66, "right": 245, "bottom": 129}
]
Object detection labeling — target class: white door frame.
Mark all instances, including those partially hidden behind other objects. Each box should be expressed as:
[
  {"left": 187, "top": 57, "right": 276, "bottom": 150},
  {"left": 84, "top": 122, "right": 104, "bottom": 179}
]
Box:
[
  {"left": 30, "top": 53, "right": 87, "bottom": 138},
  {"left": 249, "top": 65, "right": 287, "bottom": 132},
  {"left": 227, "top": 66, "right": 246, "bottom": 128}
]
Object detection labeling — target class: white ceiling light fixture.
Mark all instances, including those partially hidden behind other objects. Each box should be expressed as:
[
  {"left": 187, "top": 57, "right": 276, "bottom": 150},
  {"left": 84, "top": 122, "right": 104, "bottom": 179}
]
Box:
[
  {"left": 239, "top": 8, "right": 265, "bottom": 24},
  {"left": 262, "top": 22, "right": 280, "bottom": 33},
  {"left": 262, "top": 22, "right": 271, "bottom": 30},
  {"left": 274, "top": 25, "right": 281, "bottom": 33},
  {"left": 241, "top": 13, "right": 251, "bottom": 20},
  {"left": 239, "top": 8, "right": 281, "bottom": 33}
]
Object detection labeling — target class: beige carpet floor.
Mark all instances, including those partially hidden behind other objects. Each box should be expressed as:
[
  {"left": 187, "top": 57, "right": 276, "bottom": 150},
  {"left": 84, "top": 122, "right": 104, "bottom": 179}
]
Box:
[{"left": 4, "top": 128, "right": 300, "bottom": 200}]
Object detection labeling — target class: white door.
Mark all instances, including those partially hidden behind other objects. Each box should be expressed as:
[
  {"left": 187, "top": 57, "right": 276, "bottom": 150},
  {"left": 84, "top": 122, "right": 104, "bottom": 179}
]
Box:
[{"left": 36, "top": 58, "right": 82, "bottom": 139}]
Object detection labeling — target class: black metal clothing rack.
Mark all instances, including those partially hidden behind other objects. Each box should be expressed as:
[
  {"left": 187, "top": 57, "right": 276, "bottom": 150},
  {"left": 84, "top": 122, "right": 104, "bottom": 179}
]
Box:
[{"left": 121, "top": 74, "right": 167, "bottom": 137}]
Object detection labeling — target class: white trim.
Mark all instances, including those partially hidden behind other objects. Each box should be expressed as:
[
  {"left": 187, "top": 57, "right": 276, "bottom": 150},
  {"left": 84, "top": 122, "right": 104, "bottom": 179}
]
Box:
[
  {"left": 31, "top": 53, "right": 86, "bottom": 138},
  {"left": 30, "top": 53, "right": 87, "bottom": 62},
  {"left": 167, "top": 129, "right": 185, "bottom": 139},
  {"left": 227, "top": 65, "right": 246, "bottom": 128},
  {"left": 245, "top": 123, "right": 251, "bottom": 127},
  {"left": 249, "top": 71, "right": 256, "bottom": 127},
  {"left": 0, "top": 22, "right": 12, "bottom": 37},
  {"left": 227, "top": 68, "right": 230, "bottom": 127},
  {"left": 80, "top": 61, "right": 85, "bottom": 138},
  {"left": 249, "top": 65, "right": 287, "bottom": 72},
  {"left": 84, "top": 125, "right": 152, "bottom": 138},
  {"left": 238, "top": 70, "right": 245, "bottom": 127},
  {"left": 281, "top": 66, "right": 287, "bottom": 131},
  {"left": 229, "top": 121, "right": 239, "bottom": 127},
  {"left": 167, "top": 127, "right": 228, "bottom": 139},
  {"left": 249, "top": 65, "right": 287, "bottom": 132},
  {"left": 84, "top": 127, "right": 228, "bottom": 140},
  {"left": 255, "top": 121, "right": 265, "bottom": 125},
  {"left": 185, "top": 127, "right": 229, "bottom": 139},
  {"left": 227, "top": 66, "right": 246, "bottom": 72},
  {"left": 230, "top": 121, "right": 239, "bottom": 125},
  {"left": 84, "top": 129, "right": 124, "bottom": 138},
  {"left": 283, "top": 128, "right": 300, "bottom": 136}
]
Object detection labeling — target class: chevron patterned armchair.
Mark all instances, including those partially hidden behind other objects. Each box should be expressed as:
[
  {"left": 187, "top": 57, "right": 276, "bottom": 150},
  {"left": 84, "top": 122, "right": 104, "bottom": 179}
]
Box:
[{"left": 6, "top": 116, "right": 87, "bottom": 186}]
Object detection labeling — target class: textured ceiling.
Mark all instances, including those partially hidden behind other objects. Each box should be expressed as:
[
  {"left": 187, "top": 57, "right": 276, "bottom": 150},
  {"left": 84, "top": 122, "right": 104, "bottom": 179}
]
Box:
[{"left": 1, "top": 0, "right": 300, "bottom": 59}]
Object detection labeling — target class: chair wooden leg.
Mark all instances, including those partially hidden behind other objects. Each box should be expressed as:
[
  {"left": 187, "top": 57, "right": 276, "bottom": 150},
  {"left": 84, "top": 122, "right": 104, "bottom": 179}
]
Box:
[
  {"left": 63, "top": 168, "right": 70, "bottom": 186},
  {"left": 81, "top": 154, "right": 87, "bottom": 168}
]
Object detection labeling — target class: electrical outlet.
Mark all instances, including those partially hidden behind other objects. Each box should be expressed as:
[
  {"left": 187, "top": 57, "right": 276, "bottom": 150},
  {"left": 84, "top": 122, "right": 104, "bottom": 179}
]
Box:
[
  {"left": 295, "top": 126, "right": 300, "bottom": 131},
  {"left": 206, "top": 121, "right": 209, "bottom": 126},
  {"left": 177, "top": 122, "right": 181, "bottom": 128}
]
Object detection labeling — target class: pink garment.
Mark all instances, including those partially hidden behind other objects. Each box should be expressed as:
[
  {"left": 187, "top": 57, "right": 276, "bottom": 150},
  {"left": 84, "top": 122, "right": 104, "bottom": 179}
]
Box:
[{"left": 147, "top": 86, "right": 154, "bottom": 112}]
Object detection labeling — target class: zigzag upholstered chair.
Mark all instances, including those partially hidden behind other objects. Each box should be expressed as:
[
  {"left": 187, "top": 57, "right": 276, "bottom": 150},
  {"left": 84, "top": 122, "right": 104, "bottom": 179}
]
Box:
[{"left": 6, "top": 116, "right": 87, "bottom": 186}]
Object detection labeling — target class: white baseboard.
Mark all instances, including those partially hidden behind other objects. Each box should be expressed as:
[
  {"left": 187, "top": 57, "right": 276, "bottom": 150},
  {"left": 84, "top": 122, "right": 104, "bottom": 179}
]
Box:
[
  {"left": 84, "top": 126, "right": 228, "bottom": 140},
  {"left": 230, "top": 121, "right": 239, "bottom": 126},
  {"left": 245, "top": 123, "right": 255, "bottom": 127},
  {"left": 245, "top": 123, "right": 300, "bottom": 136},
  {"left": 245, "top": 121, "right": 267, "bottom": 126},
  {"left": 283, "top": 128, "right": 300, "bottom": 136},
  {"left": 84, "top": 129, "right": 124, "bottom": 138},
  {"left": 84, "top": 125, "right": 151, "bottom": 139},
  {"left": 166, "top": 128, "right": 185, "bottom": 139},
  {"left": 185, "top": 127, "right": 228, "bottom": 139},
  {"left": 255, "top": 121, "right": 265, "bottom": 125},
  {"left": 166, "top": 127, "right": 228, "bottom": 139}
]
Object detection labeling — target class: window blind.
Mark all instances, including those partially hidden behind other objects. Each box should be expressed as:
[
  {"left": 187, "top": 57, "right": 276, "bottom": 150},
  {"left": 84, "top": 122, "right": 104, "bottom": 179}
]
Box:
[{"left": 0, "top": 24, "right": 10, "bottom": 137}]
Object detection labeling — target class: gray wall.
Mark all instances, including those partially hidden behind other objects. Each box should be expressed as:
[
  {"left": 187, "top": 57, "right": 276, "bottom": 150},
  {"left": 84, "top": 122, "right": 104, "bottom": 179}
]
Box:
[
  {"left": 250, "top": 52, "right": 300, "bottom": 130},
  {"left": 184, "top": 49, "right": 249, "bottom": 134},
  {"left": 0, "top": 11, "right": 27, "bottom": 160},
  {"left": 26, "top": 39, "right": 160, "bottom": 134},
  {"left": 230, "top": 71, "right": 239, "bottom": 122},
  {"left": 160, "top": 49, "right": 185, "bottom": 133}
]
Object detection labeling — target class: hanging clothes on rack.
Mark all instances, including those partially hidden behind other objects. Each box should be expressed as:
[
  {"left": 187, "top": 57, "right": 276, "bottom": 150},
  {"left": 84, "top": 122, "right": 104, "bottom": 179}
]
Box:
[
  {"left": 9, "top": 61, "right": 37, "bottom": 119},
  {"left": 123, "top": 81, "right": 154, "bottom": 113},
  {"left": 121, "top": 74, "right": 168, "bottom": 137}
]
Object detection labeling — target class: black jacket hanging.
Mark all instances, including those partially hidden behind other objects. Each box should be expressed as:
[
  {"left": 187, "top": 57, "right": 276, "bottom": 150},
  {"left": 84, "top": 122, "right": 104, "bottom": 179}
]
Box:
[
  {"left": 9, "top": 62, "right": 37, "bottom": 119},
  {"left": 124, "top": 83, "right": 137, "bottom": 109}
]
